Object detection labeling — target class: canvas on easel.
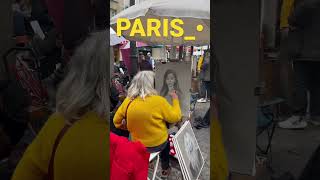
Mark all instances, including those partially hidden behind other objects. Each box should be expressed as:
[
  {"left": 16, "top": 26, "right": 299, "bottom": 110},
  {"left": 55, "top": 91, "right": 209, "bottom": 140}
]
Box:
[
  {"left": 155, "top": 62, "right": 191, "bottom": 117},
  {"left": 173, "top": 121, "right": 204, "bottom": 180}
]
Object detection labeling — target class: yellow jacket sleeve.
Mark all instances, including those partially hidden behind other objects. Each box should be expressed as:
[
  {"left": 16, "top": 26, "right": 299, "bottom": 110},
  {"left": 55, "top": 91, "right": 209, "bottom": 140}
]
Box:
[
  {"left": 161, "top": 98, "right": 182, "bottom": 123},
  {"left": 113, "top": 98, "right": 129, "bottom": 129}
]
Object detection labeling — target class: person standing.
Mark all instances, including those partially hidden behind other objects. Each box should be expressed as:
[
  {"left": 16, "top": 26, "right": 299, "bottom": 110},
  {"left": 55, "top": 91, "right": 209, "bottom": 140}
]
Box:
[
  {"left": 139, "top": 52, "right": 153, "bottom": 71},
  {"left": 146, "top": 52, "right": 155, "bottom": 69},
  {"left": 279, "top": 0, "right": 320, "bottom": 129},
  {"left": 195, "top": 51, "right": 218, "bottom": 129},
  {"left": 198, "top": 51, "right": 210, "bottom": 103}
]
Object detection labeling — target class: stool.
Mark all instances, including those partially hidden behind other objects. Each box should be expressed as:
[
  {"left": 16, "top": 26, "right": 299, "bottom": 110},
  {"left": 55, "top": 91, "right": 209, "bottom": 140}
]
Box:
[
  {"left": 256, "top": 97, "right": 285, "bottom": 173},
  {"left": 257, "top": 97, "right": 285, "bottom": 155},
  {"left": 148, "top": 152, "right": 161, "bottom": 180}
]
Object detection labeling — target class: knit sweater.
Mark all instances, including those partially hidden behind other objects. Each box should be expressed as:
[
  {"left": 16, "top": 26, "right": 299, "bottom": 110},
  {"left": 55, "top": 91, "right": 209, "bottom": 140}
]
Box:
[
  {"left": 114, "top": 95, "right": 182, "bottom": 147},
  {"left": 12, "top": 112, "right": 109, "bottom": 180}
]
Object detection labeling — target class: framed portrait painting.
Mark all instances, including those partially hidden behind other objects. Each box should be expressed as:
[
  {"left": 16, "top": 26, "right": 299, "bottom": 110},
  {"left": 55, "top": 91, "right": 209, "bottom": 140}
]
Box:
[{"left": 173, "top": 121, "right": 205, "bottom": 180}]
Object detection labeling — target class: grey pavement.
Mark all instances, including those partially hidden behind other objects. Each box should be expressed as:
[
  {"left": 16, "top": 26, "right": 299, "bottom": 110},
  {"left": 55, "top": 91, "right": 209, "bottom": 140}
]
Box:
[
  {"left": 256, "top": 120, "right": 320, "bottom": 179},
  {"left": 267, "top": 125, "right": 320, "bottom": 179}
]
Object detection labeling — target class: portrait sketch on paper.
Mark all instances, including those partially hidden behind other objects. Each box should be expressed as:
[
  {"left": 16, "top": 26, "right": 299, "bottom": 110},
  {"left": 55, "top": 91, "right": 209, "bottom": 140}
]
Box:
[{"left": 155, "top": 62, "right": 191, "bottom": 117}]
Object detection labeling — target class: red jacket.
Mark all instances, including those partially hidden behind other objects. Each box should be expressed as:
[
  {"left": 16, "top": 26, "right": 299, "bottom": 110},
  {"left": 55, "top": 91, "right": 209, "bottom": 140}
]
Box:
[{"left": 110, "top": 133, "right": 150, "bottom": 180}]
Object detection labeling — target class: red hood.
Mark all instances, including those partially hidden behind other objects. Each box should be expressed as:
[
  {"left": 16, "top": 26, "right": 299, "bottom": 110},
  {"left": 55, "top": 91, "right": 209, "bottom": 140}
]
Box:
[{"left": 110, "top": 133, "right": 150, "bottom": 180}]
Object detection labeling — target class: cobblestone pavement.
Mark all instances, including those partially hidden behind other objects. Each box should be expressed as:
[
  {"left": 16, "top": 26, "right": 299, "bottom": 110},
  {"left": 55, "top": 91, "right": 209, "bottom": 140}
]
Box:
[{"left": 149, "top": 102, "right": 210, "bottom": 180}]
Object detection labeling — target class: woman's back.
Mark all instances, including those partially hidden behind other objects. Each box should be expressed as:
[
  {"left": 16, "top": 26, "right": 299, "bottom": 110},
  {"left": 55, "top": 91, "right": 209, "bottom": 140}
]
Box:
[
  {"left": 12, "top": 112, "right": 109, "bottom": 180},
  {"left": 114, "top": 95, "right": 181, "bottom": 148}
]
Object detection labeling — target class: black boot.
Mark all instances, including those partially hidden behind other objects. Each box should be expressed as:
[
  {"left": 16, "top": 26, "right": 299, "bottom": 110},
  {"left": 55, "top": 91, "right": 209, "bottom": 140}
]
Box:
[
  {"left": 194, "top": 109, "right": 210, "bottom": 129},
  {"left": 194, "top": 120, "right": 209, "bottom": 129}
]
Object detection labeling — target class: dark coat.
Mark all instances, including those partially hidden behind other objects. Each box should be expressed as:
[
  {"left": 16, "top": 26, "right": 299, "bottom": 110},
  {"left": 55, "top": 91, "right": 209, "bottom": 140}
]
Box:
[
  {"left": 139, "top": 61, "right": 153, "bottom": 71},
  {"left": 288, "top": 0, "right": 320, "bottom": 60}
]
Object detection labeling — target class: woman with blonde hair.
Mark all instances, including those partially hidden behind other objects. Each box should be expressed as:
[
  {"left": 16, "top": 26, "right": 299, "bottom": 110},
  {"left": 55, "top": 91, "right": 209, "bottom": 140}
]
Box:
[
  {"left": 114, "top": 70, "right": 182, "bottom": 178},
  {"left": 12, "top": 32, "right": 109, "bottom": 180}
]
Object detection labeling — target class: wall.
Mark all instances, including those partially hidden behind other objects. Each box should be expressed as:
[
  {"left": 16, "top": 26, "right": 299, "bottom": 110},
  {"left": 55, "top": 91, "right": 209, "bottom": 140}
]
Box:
[
  {"left": 110, "top": 0, "right": 119, "bottom": 17},
  {"left": 213, "top": 0, "right": 260, "bottom": 175}
]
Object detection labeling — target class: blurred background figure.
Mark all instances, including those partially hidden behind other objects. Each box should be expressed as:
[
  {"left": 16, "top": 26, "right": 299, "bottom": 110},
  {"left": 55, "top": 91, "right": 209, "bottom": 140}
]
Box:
[
  {"left": 11, "top": 32, "right": 109, "bottom": 180},
  {"left": 138, "top": 52, "right": 153, "bottom": 71},
  {"left": 279, "top": 0, "right": 320, "bottom": 129},
  {"left": 198, "top": 51, "right": 210, "bottom": 103},
  {"left": 146, "top": 52, "right": 155, "bottom": 70}
]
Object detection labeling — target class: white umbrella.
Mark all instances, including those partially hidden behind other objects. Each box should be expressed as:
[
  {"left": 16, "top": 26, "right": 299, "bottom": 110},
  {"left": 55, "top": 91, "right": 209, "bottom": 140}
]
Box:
[
  {"left": 110, "top": 0, "right": 210, "bottom": 46},
  {"left": 110, "top": 27, "right": 126, "bottom": 46}
]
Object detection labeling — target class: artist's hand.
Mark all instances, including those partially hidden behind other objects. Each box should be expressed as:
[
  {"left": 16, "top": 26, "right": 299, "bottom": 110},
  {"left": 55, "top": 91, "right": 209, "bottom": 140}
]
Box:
[
  {"left": 169, "top": 90, "right": 178, "bottom": 99},
  {"left": 175, "top": 121, "right": 182, "bottom": 129},
  {"left": 120, "top": 119, "right": 127, "bottom": 130},
  {"left": 176, "top": 117, "right": 188, "bottom": 129}
]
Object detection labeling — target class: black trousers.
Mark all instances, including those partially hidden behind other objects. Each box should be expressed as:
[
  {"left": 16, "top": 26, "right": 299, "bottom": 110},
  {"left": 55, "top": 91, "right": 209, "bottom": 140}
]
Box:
[
  {"left": 291, "top": 61, "right": 320, "bottom": 117},
  {"left": 203, "top": 108, "right": 210, "bottom": 125},
  {"left": 200, "top": 81, "right": 211, "bottom": 98},
  {"left": 147, "top": 140, "right": 170, "bottom": 170}
]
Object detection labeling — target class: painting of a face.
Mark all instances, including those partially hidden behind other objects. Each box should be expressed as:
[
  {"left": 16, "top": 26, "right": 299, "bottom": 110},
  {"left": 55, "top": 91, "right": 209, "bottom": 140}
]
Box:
[
  {"left": 184, "top": 133, "right": 194, "bottom": 157},
  {"left": 166, "top": 73, "right": 176, "bottom": 90},
  {"left": 174, "top": 121, "right": 204, "bottom": 180},
  {"left": 155, "top": 62, "right": 191, "bottom": 116}
]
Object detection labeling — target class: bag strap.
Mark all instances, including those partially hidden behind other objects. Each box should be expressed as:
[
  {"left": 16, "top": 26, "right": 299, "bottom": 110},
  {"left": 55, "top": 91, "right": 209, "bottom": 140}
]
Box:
[
  {"left": 47, "top": 122, "right": 73, "bottom": 180},
  {"left": 124, "top": 98, "right": 134, "bottom": 120}
]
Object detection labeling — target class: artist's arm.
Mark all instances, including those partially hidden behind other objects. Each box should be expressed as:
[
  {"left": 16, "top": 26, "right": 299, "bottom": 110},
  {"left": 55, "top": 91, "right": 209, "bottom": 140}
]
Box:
[
  {"left": 161, "top": 95, "right": 182, "bottom": 124},
  {"left": 113, "top": 98, "right": 129, "bottom": 129},
  {"left": 288, "top": 0, "right": 320, "bottom": 28}
]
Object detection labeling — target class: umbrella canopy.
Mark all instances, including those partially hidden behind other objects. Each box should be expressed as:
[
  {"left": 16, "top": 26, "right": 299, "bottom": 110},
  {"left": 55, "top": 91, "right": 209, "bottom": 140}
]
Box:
[
  {"left": 110, "top": 0, "right": 210, "bottom": 46},
  {"left": 110, "top": 27, "right": 126, "bottom": 46}
]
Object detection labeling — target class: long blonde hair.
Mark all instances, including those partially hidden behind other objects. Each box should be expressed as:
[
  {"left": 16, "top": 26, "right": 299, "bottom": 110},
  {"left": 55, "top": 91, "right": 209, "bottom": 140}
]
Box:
[
  {"left": 56, "top": 31, "right": 108, "bottom": 120},
  {"left": 127, "top": 71, "right": 158, "bottom": 99}
]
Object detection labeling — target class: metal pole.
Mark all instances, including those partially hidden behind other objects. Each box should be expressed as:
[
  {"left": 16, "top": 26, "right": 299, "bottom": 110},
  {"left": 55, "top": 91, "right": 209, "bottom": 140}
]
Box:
[
  {"left": 191, "top": 46, "right": 194, "bottom": 56},
  {"left": 178, "top": 45, "right": 183, "bottom": 60},
  {"left": 129, "top": 0, "right": 138, "bottom": 78}
]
